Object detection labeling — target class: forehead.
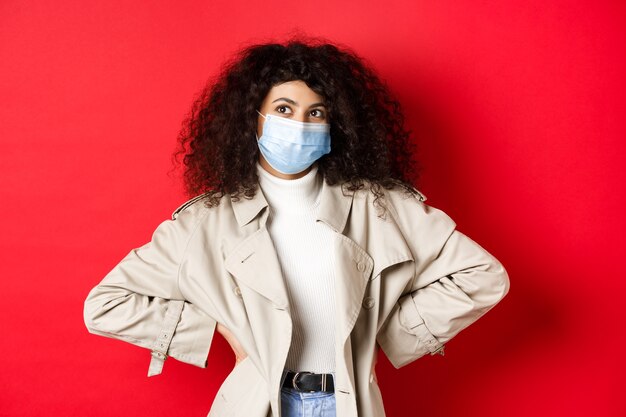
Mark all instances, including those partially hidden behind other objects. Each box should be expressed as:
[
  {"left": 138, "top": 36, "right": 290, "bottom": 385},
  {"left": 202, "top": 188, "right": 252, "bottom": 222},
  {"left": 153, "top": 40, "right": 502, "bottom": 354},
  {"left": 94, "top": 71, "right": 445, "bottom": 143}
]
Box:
[{"left": 264, "top": 80, "right": 325, "bottom": 104}]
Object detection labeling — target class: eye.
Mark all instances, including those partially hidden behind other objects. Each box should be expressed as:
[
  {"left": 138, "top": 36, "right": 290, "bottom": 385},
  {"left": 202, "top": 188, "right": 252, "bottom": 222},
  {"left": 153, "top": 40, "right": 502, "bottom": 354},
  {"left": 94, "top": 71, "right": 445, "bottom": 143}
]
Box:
[
  {"left": 275, "top": 105, "right": 293, "bottom": 114},
  {"left": 310, "top": 109, "right": 326, "bottom": 119}
]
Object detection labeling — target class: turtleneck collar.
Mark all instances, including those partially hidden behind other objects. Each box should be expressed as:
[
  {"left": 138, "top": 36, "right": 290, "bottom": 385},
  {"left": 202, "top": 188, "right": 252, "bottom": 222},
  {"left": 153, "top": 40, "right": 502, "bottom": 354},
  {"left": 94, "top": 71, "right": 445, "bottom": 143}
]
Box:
[{"left": 256, "top": 162, "right": 322, "bottom": 214}]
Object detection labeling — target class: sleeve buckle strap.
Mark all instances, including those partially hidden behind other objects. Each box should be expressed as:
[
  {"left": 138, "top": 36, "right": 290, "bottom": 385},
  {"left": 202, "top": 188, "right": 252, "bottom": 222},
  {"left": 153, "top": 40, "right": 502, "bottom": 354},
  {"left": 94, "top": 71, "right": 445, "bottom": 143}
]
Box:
[
  {"left": 398, "top": 293, "right": 444, "bottom": 355},
  {"left": 432, "top": 345, "right": 445, "bottom": 356},
  {"left": 147, "top": 300, "right": 185, "bottom": 377},
  {"left": 151, "top": 351, "right": 167, "bottom": 360}
]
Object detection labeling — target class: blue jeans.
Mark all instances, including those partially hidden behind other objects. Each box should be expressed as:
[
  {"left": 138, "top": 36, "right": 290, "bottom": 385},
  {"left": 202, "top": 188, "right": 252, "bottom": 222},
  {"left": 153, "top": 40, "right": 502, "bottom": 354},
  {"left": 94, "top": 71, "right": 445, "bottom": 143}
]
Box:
[{"left": 280, "top": 370, "right": 337, "bottom": 417}]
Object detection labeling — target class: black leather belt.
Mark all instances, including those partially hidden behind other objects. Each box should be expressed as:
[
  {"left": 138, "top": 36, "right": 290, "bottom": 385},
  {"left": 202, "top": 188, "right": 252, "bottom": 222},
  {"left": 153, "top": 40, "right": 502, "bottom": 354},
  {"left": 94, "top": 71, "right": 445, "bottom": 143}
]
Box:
[{"left": 282, "top": 371, "right": 335, "bottom": 393}]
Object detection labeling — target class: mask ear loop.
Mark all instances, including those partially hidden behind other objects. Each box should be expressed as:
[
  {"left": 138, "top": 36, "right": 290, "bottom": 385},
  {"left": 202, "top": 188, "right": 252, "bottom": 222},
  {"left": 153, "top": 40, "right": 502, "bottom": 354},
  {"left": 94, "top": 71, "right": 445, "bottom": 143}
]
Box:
[{"left": 255, "top": 110, "right": 265, "bottom": 140}]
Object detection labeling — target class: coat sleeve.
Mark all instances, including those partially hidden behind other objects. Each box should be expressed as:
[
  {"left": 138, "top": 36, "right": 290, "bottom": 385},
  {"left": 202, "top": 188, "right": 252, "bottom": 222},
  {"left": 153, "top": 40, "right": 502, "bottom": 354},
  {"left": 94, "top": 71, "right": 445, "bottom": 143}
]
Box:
[
  {"left": 83, "top": 205, "right": 218, "bottom": 376},
  {"left": 376, "top": 193, "right": 510, "bottom": 369}
]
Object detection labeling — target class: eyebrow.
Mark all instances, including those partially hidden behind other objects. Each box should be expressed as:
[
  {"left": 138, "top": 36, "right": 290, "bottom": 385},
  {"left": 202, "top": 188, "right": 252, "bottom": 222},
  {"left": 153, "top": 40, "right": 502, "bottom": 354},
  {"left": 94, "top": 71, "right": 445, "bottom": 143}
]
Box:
[{"left": 272, "top": 97, "right": 326, "bottom": 108}]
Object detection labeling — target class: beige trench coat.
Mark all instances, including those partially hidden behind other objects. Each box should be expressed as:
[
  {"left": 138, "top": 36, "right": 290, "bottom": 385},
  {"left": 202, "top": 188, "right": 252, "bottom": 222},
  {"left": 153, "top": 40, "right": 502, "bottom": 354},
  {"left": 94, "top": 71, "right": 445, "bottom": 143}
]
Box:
[{"left": 84, "top": 179, "right": 510, "bottom": 417}]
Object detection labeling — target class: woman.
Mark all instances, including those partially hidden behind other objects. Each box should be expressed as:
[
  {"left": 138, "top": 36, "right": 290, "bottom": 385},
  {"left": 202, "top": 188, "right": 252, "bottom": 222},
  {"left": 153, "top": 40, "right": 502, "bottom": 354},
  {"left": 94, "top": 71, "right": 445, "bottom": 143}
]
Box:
[{"left": 84, "top": 38, "right": 510, "bottom": 417}]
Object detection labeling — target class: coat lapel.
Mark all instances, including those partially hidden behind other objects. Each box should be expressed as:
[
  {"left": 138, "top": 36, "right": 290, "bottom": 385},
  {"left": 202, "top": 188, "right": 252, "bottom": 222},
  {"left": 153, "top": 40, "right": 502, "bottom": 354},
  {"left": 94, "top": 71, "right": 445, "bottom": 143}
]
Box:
[
  {"left": 223, "top": 226, "right": 290, "bottom": 309},
  {"left": 315, "top": 180, "right": 374, "bottom": 342},
  {"left": 223, "top": 186, "right": 290, "bottom": 308},
  {"left": 333, "top": 234, "right": 374, "bottom": 343}
]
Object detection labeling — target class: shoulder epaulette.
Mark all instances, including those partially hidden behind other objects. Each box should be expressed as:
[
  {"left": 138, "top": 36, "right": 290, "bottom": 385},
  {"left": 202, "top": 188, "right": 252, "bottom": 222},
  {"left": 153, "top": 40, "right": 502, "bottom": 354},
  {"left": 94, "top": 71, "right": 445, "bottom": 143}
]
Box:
[
  {"left": 171, "top": 193, "right": 209, "bottom": 220},
  {"left": 412, "top": 188, "right": 427, "bottom": 202}
]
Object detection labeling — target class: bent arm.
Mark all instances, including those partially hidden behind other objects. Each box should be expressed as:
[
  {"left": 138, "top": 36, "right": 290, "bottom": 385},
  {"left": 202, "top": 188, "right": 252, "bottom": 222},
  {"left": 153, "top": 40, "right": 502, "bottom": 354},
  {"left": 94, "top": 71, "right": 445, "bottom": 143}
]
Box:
[
  {"left": 377, "top": 197, "right": 510, "bottom": 369},
  {"left": 83, "top": 210, "right": 218, "bottom": 376}
]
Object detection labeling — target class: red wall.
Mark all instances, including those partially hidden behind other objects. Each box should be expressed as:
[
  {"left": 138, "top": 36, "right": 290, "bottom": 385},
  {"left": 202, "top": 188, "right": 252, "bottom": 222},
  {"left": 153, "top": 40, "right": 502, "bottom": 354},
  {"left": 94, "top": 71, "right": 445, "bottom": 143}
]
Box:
[{"left": 1, "top": 1, "right": 624, "bottom": 416}]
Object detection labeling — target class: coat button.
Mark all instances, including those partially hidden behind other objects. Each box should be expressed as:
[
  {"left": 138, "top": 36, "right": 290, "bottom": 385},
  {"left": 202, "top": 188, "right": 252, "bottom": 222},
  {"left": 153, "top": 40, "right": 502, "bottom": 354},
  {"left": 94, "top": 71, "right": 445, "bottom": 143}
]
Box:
[
  {"left": 233, "top": 286, "right": 242, "bottom": 297},
  {"left": 362, "top": 296, "right": 375, "bottom": 309},
  {"left": 356, "top": 261, "right": 366, "bottom": 272}
]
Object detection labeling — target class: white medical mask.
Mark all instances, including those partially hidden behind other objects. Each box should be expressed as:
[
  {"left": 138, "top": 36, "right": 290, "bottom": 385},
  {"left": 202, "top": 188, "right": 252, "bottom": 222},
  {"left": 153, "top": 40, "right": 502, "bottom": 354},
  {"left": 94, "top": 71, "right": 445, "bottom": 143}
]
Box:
[{"left": 256, "top": 110, "right": 331, "bottom": 175}]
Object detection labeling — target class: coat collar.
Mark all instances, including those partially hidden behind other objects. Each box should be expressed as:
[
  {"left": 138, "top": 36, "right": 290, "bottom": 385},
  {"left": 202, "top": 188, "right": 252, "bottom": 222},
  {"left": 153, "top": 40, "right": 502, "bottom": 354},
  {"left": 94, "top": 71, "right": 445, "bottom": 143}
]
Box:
[{"left": 231, "top": 176, "right": 354, "bottom": 234}]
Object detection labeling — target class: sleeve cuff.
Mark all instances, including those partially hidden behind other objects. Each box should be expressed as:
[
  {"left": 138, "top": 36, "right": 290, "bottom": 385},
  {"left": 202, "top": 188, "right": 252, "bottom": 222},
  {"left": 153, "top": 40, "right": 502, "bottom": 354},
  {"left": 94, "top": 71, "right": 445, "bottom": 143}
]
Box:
[
  {"left": 168, "top": 302, "right": 218, "bottom": 368},
  {"left": 148, "top": 301, "right": 218, "bottom": 377},
  {"left": 398, "top": 292, "right": 445, "bottom": 355},
  {"left": 377, "top": 292, "right": 445, "bottom": 369}
]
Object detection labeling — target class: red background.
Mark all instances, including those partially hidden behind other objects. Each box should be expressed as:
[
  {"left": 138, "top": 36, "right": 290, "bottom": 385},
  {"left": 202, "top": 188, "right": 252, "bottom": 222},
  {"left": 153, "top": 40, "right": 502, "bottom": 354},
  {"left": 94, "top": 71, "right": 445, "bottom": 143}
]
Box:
[{"left": 1, "top": 1, "right": 624, "bottom": 416}]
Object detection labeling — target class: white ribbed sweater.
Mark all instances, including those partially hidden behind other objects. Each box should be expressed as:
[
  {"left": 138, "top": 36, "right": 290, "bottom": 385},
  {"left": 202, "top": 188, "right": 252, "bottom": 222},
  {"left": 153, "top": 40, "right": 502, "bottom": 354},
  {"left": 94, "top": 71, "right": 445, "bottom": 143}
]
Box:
[{"left": 256, "top": 162, "right": 336, "bottom": 373}]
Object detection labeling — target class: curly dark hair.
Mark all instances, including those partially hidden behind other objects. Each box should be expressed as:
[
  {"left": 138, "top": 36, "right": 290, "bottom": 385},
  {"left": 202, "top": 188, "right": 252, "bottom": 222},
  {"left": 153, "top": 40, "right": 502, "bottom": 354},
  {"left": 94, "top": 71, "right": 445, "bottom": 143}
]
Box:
[{"left": 173, "top": 36, "right": 422, "bottom": 214}]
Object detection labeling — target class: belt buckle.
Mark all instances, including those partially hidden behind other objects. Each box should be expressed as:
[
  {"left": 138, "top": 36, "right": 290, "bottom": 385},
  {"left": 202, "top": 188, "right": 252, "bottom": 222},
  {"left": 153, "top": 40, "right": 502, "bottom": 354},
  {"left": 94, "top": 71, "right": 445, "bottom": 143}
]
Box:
[{"left": 292, "top": 371, "right": 314, "bottom": 392}]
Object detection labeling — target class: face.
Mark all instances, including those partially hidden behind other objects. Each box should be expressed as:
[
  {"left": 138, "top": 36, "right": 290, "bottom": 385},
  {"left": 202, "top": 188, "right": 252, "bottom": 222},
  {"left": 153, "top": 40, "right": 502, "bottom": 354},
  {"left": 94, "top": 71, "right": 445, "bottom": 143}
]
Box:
[
  {"left": 256, "top": 80, "right": 328, "bottom": 179},
  {"left": 257, "top": 80, "right": 327, "bottom": 134}
]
